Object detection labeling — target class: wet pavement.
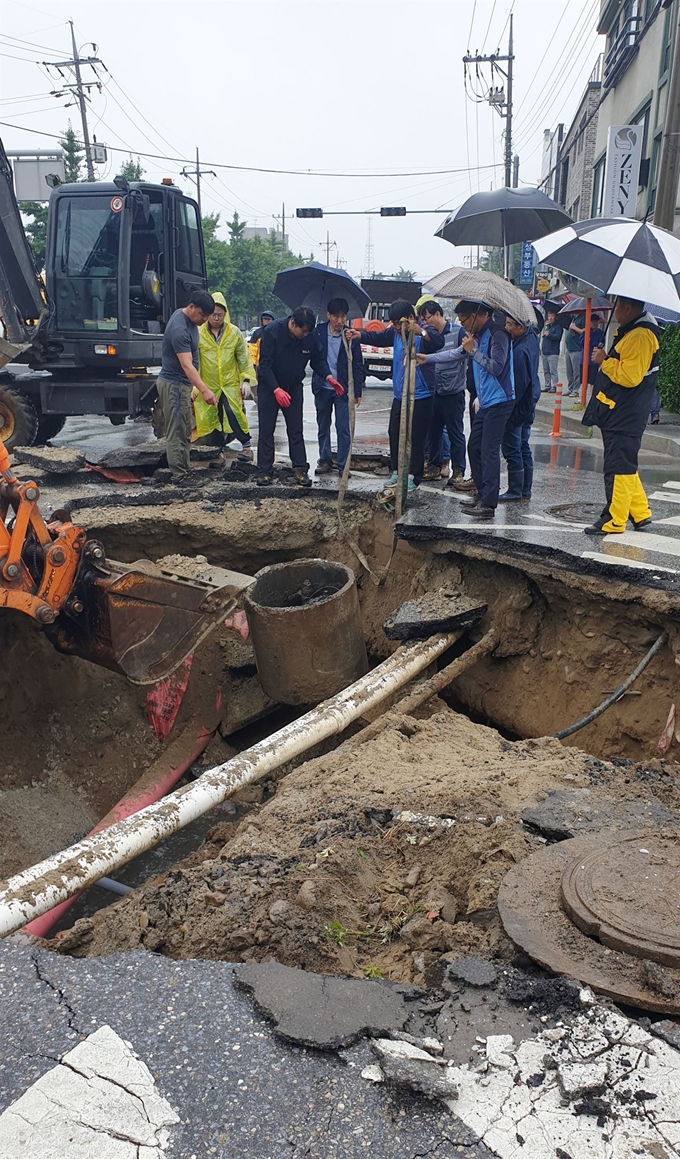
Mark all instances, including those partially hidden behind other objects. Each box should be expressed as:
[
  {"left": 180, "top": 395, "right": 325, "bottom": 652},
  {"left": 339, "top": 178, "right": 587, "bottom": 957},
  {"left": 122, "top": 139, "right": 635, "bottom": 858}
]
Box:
[{"left": 44, "top": 381, "right": 680, "bottom": 594}]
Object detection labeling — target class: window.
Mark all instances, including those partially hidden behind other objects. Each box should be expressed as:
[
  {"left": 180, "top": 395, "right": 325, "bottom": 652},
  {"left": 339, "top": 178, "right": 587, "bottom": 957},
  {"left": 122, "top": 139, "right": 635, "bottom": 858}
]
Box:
[
  {"left": 176, "top": 200, "right": 203, "bottom": 275},
  {"left": 592, "top": 157, "right": 605, "bottom": 216},
  {"left": 572, "top": 196, "right": 581, "bottom": 221},
  {"left": 577, "top": 116, "right": 586, "bottom": 155},
  {"left": 53, "top": 194, "right": 121, "bottom": 331}
]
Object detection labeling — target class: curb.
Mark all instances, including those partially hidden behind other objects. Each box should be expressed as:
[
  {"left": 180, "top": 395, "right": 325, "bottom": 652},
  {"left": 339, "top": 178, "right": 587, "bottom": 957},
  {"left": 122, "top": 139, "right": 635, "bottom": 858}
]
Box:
[{"left": 534, "top": 402, "right": 680, "bottom": 460}]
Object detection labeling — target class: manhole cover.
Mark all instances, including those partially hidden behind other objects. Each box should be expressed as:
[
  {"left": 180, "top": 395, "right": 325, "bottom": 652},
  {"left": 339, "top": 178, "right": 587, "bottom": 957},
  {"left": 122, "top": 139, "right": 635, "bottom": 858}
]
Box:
[
  {"left": 561, "top": 833, "right": 680, "bottom": 968},
  {"left": 497, "top": 833, "right": 680, "bottom": 1014},
  {"left": 546, "top": 502, "right": 603, "bottom": 524}
]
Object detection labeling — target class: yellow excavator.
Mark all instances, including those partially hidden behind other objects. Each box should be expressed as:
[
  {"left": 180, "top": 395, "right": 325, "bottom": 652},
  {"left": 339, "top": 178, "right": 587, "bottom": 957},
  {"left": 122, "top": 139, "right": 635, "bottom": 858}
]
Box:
[{"left": 0, "top": 436, "right": 239, "bottom": 684}]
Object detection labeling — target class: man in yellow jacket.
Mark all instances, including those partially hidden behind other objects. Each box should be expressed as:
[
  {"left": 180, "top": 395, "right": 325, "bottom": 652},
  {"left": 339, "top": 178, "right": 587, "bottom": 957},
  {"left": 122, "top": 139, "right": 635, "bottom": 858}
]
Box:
[
  {"left": 583, "top": 296, "right": 659, "bottom": 535},
  {"left": 195, "top": 292, "right": 256, "bottom": 460}
]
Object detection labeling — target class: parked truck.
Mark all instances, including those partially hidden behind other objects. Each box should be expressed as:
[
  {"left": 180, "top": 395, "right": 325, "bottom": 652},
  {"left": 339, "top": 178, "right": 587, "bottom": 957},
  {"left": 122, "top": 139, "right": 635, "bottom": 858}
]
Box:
[
  {"left": 355, "top": 277, "right": 423, "bottom": 382},
  {"left": 0, "top": 137, "right": 208, "bottom": 449}
]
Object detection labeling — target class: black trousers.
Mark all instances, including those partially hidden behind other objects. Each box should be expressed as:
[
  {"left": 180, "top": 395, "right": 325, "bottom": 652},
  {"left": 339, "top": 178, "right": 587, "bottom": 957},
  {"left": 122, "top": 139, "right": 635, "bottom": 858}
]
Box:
[
  {"left": 467, "top": 400, "right": 515, "bottom": 509},
  {"left": 426, "top": 391, "right": 466, "bottom": 472},
  {"left": 257, "top": 383, "right": 308, "bottom": 474},
  {"left": 388, "top": 395, "right": 433, "bottom": 483}
]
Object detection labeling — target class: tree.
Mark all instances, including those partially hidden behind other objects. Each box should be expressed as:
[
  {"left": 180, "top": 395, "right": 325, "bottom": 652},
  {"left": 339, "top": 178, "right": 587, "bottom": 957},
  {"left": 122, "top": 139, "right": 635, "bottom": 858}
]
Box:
[
  {"left": 59, "top": 122, "right": 85, "bottom": 183},
  {"left": 20, "top": 202, "right": 47, "bottom": 269},
  {"left": 479, "top": 247, "right": 504, "bottom": 277},
  {"left": 200, "top": 212, "right": 310, "bottom": 326},
  {"left": 119, "top": 156, "right": 145, "bottom": 181},
  {"left": 227, "top": 211, "right": 246, "bottom": 242},
  {"left": 395, "top": 267, "right": 416, "bottom": 281}
]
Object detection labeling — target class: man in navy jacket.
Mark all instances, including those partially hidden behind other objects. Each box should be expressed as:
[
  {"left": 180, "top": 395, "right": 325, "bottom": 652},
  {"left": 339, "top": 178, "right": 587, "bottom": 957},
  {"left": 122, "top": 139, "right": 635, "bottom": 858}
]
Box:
[
  {"left": 312, "top": 297, "right": 365, "bottom": 476},
  {"left": 541, "top": 310, "right": 562, "bottom": 393},
  {"left": 500, "top": 317, "right": 541, "bottom": 501}
]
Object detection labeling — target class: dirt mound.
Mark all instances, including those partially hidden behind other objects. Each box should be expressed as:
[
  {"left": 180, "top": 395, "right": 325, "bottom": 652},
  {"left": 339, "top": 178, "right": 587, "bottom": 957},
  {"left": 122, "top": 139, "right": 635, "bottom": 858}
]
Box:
[{"left": 50, "top": 704, "right": 680, "bottom": 986}]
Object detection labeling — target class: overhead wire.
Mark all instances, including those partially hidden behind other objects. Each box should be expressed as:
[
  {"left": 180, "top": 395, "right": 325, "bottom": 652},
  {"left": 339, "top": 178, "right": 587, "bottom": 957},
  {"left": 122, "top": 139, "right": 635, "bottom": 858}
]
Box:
[{"left": 480, "top": 0, "right": 498, "bottom": 51}]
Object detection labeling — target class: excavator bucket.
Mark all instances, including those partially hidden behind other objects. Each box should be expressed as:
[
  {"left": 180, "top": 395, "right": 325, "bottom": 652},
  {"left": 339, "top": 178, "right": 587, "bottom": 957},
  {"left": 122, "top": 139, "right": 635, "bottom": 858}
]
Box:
[{"left": 45, "top": 553, "right": 243, "bottom": 685}]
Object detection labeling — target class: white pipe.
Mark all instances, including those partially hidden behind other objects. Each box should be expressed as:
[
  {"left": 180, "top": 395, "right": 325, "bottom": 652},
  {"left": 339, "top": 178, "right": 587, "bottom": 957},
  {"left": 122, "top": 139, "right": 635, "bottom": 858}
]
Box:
[{"left": 0, "top": 632, "right": 457, "bottom": 937}]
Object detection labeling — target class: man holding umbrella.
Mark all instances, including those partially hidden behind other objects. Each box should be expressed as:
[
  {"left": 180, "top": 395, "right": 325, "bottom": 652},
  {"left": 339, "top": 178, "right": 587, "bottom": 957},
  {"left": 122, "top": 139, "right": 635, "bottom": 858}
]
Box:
[{"left": 583, "top": 296, "right": 659, "bottom": 535}]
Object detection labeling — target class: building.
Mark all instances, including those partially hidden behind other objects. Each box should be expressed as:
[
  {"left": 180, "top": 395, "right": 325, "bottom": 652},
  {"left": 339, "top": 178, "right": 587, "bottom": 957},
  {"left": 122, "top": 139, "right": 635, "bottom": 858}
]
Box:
[
  {"left": 591, "top": 0, "right": 678, "bottom": 221},
  {"left": 541, "top": 124, "right": 564, "bottom": 201},
  {"left": 552, "top": 59, "right": 603, "bottom": 221}
]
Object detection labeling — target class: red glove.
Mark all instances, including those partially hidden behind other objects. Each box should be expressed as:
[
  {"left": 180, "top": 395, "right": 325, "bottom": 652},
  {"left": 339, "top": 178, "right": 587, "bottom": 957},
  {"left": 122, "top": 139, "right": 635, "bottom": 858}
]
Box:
[
  {"left": 273, "top": 387, "right": 291, "bottom": 408},
  {"left": 327, "top": 376, "right": 344, "bottom": 396}
]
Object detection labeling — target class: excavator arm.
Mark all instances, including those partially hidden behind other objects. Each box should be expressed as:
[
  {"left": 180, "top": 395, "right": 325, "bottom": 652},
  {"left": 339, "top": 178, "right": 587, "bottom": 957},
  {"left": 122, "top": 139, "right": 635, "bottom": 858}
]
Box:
[{"left": 0, "top": 438, "right": 242, "bottom": 684}]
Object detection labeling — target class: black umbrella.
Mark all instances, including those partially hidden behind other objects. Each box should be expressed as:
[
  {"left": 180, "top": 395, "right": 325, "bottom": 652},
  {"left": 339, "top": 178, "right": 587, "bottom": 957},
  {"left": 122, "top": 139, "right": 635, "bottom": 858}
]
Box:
[
  {"left": 558, "top": 295, "right": 614, "bottom": 314},
  {"left": 435, "top": 187, "right": 573, "bottom": 249},
  {"left": 273, "top": 262, "right": 371, "bottom": 319}
]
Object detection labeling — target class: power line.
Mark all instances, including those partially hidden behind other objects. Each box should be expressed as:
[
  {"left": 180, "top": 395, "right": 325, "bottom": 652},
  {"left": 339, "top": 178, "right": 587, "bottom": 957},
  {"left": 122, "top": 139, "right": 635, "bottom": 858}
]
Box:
[
  {"left": 480, "top": 0, "right": 498, "bottom": 51},
  {"left": 512, "top": 2, "right": 572, "bottom": 120},
  {"left": 0, "top": 121, "right": 502, "bottom": 179},
  {"left": 0, "top": 31, "right": 66, "bottom": 56}
]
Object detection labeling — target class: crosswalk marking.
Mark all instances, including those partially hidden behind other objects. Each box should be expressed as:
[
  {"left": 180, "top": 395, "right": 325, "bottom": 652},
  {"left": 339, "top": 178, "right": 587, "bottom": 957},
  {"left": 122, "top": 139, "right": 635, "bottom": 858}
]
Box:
[
  {"left": 650, "top": 490, "right": 680, "bottom": 504},
  {"left": 581, "top": 552, "right": 679, "bottom": 574}
]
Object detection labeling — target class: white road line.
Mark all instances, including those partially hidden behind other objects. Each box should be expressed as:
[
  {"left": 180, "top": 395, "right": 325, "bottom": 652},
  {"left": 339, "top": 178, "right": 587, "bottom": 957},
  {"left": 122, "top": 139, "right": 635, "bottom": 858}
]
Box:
[
  {"left": 654, "top": 515, "right": 680, "bottom": 526},
  {"left": 440, "top": 524, "right": 587, "bottom": 532},
  {"left": 581, "top": 551, "right": 679, "bottom": 574},
  {"left": 650, "top": 490, "right": 680, "bottom": 504},
  {"left": 0, "top": 1025, "right": 179, "bottom": 1157},
  {"left": 662, "top": 480, "right": 680, "bottom": 489},
  {"left": 614, "top": 530, "right": 680, "bottom": 558},
  {"left": 520, "top": 512, "right": 589, "bottom": 527}
]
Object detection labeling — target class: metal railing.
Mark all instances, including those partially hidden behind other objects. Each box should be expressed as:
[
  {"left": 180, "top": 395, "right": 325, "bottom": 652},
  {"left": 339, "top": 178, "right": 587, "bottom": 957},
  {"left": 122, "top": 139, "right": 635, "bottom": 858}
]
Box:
[{"left": 603, "top": 14, "right": 642, "bottom": 89}]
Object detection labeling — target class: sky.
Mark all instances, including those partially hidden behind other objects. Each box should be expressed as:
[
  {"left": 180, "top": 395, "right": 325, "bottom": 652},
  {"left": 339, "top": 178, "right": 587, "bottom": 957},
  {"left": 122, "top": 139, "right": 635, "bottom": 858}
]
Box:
[{"left": 0, "top": 0, "right": 604, "bottom": 283}]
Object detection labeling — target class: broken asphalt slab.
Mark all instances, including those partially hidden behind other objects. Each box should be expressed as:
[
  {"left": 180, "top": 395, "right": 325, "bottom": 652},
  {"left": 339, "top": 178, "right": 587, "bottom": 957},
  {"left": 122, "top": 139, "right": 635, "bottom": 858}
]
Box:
[
  {"left": 521, "top": 787, "right": 678, "bottom": 840},
  {"left": 89, "top": 439, "right": 220, "bottom": 470},
  {"left": 0, "top": 942, "right": 491, "bottom": 1159},
  {"left": 232, "top": 960, "right": 409, "bottom": 1049},
  {"left": 13, "top": 445, "right": 86, "bottom": 475},
  {"left": 382, "top": 590, "right": 487, "bottom": 642}
]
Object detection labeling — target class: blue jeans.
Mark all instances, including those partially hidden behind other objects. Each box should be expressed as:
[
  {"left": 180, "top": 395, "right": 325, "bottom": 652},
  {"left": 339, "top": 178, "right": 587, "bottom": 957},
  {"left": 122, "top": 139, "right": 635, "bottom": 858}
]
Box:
[
  {"left": 314, "top": 388, "right": 351, "bottom": 471},
  {"left": 502, "top": 419, "right": 534, "bottom": 494}
]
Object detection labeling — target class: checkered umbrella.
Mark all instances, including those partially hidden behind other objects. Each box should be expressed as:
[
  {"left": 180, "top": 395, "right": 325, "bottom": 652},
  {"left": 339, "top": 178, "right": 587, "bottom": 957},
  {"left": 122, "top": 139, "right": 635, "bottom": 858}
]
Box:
[{"left": 533, "top": 218, "right": 680, "bottom": 312}]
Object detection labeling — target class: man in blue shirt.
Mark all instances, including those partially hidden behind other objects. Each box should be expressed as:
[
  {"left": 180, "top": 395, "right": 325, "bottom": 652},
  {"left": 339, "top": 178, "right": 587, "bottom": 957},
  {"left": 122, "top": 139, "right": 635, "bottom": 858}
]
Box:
[
  {"left": 417, "top": 300, "right": 467, "bottom": 483},
  {"left": 346, "top": 299, "right": 444, "bottom": 486},
  {"left": 420, "top": 300, "right": 514, "bottom": 518},
  {"left": 312, "top": 297, "right": 365, "bottom": 476},
  {"left": 500, "top": 316, "right": 541, "bottom": 501}
]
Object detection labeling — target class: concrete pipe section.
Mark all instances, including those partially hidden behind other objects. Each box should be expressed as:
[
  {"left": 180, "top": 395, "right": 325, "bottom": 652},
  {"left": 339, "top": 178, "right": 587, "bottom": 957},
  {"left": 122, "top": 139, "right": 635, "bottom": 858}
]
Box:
[{"left": 244, "top": 558, "right": 368, "bottom": 706}]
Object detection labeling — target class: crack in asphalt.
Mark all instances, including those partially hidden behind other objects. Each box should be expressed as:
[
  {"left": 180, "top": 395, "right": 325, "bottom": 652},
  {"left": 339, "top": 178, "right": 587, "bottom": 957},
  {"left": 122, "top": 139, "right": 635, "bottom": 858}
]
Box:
[{"left": 29, "top": 951, "right": 82, "bottom": 1038}]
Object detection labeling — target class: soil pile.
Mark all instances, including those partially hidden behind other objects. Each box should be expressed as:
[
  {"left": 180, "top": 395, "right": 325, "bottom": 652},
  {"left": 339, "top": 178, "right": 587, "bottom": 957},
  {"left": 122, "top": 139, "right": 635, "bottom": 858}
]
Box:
[{"left": 50, "top": 703, "right": 680, "bottom": 986}]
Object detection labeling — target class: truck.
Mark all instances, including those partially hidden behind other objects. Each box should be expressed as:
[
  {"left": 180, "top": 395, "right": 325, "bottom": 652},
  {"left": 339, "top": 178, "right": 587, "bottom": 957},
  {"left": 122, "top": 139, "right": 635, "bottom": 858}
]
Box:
[
  {"left": 0, "top": 137, "right": 208, "bottom": 450},
  {"left": 356, "top": 277, "right": 423, "bottom": 383}
]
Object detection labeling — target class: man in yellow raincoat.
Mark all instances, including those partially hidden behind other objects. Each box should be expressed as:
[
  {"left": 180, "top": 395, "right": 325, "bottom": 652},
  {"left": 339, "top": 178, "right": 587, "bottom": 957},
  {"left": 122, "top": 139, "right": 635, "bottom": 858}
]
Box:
[{"left": 195, "top": 292, "right": 256, "bottom": 460}]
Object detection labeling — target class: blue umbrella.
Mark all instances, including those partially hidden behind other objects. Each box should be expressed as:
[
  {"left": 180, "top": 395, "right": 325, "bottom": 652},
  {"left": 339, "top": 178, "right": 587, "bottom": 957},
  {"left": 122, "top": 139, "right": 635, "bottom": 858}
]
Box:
[{"left": 273, "top": 262, "right": 371, "bottom": 319}]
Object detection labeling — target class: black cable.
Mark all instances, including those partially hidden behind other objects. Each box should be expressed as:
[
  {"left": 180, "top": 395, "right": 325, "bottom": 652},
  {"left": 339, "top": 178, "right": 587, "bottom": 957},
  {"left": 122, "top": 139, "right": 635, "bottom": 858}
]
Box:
[{"left": 554, "top": 631, "right": 668, "bottom": 740}]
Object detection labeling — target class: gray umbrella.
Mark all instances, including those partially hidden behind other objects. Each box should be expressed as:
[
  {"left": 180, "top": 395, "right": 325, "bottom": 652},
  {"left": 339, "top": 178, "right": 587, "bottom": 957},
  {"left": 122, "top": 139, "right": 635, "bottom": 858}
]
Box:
[
  {"left": 435, "top": 187, "right": 573, "bottom": 249},
  {"left": 422, "top": 268, "right": 537, "bottom": 327}
]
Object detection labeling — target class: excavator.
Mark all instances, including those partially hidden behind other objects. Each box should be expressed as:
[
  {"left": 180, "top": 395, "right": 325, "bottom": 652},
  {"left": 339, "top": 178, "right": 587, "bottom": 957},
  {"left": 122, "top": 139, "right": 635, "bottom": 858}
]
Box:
[
  {"left": 0, "top": 140, "right": 246, "bottom": 683},
  {"left": 0, "top": 435, "right": 241, "bottom": 684}
]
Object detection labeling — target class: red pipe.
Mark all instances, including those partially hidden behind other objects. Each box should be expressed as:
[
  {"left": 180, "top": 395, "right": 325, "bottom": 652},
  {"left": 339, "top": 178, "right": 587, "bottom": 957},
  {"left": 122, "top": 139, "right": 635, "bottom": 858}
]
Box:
[{"left": 25, "top": 690, "right": 222, "bottom": 939}]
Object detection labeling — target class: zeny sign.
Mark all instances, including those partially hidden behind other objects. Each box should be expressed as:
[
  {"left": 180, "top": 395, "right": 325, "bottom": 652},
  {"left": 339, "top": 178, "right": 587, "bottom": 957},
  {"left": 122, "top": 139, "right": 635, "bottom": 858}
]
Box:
[{"left": 602, "top": 125, "right": 643, "bottom": 217}]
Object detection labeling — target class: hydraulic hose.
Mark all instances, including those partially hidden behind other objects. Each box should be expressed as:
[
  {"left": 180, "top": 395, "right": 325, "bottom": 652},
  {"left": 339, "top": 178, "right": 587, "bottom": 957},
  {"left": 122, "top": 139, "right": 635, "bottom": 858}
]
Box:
[{"left": 554, "top": 630, "right": 669, "bottom": 740}]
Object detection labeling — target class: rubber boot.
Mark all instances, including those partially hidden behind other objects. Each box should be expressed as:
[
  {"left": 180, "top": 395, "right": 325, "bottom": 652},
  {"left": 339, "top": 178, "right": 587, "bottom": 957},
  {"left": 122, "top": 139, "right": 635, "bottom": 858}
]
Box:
[
  {"left": 522, "top": 465, "right": 533, "bottom": 500},
  {"left": 498, "top": 469, "right": 524, "bottom": 503}
]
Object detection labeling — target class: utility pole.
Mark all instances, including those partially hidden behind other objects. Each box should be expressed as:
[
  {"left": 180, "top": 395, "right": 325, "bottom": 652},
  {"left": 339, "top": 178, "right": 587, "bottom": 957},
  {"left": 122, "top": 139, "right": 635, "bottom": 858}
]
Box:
[
  {"left": 463, "top": 16, "right": 515, "bottom": 188},
  {"left": 326, "top": 230, "right": 331, "bottom": 265},
  {"left": 364, "top": 218, "right": 374, "bottom": 277},
  {"left": 45, "top": 23, "right": 103, "bottom": 180},
  {"left": 654, "top": 1, "right": 680, "bottom": 230},
  {"left": 181, "top": 148, "right": 216, "bottom": 218},
  {"left": 512, "top": 153, "right": 519, "bottom": 189},
  {"left": 281, "top": 202, "right": 286, "bottom": 248}
]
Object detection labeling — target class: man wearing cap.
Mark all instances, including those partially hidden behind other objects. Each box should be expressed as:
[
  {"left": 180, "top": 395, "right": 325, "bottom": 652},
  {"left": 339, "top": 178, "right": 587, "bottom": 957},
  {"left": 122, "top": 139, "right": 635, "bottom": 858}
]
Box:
[
  {"left": 583, "top": 295, "right": 659, "bottom": 535},
  {"left": 418, "top": 300, "right": 514, "bottom": 518}
]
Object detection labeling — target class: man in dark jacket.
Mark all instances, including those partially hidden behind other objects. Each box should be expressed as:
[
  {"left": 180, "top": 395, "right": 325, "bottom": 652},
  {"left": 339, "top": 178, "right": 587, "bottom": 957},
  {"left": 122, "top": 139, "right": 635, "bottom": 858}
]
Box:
[
  {"left": 346, "top": 299, "right": 444, "bottom": 487},
  {"left": 541, "top": 310, "right": 562, "bottom": 393},
  {"left": 312, "top": 297, "right": 365, "bottom": 476},
  {"left": 420, "top": 301, "right": 514, "bottom": 518},
  {"left": 256, "top": 306, "right": 340, "bottom": 487},
  {"left": 583, "top": 296, "right": 659, "bottom": 535},
  {"left": 417, "top": 300, "right": 467, "bottom": 484},
  {"left": 500, "top": 317, "right": 541, "bottom": 501}
]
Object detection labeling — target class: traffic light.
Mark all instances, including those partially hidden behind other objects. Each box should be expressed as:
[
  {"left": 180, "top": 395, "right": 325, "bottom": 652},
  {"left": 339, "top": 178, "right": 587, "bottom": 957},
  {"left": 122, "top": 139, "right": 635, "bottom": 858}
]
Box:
[
  {"left": 296, "top": 208, "right": 323, "bottom": 218},
  {"left": 380, "top": 207, "right": 407, "bottom": 216}
]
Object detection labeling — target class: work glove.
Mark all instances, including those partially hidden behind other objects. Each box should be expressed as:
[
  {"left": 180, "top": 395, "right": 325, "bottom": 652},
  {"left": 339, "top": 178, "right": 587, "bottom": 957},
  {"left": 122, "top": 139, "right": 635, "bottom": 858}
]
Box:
[
  {"left": 327, "top": 376, "right": 344, "bottom": 396},
  {"left": 273, "top": 387, "right": 291, "bottom": 408},
  {"left": 472, "top": 397, "right": 480, "bottom": 414}
]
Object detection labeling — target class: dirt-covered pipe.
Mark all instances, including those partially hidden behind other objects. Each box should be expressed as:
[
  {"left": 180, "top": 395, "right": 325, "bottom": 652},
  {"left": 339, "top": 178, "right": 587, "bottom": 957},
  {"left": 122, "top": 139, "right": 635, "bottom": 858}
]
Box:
[{"left": 0, "top": 632, "right": 458, "bottom": 938}]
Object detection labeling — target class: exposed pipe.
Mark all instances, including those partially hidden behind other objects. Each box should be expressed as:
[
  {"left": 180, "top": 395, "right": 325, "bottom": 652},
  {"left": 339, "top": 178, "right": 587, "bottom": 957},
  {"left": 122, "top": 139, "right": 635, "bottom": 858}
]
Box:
[
  {"left": 554, "top": 630, "right": 668, "bottom": 741},
  {"left": 23, "top": 690, "right": 222, "bottom": 938},
  {"left": 0, "top": 632, "right": 459, "bottom": 937},
  {"left": 341, "top": 629, "right": 498, "bottom": 754},
  {"left": 97, "top": 877, "right": 132, "bottom": 896}
]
